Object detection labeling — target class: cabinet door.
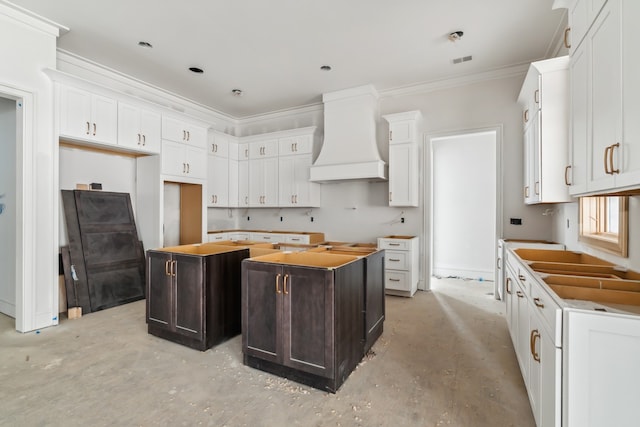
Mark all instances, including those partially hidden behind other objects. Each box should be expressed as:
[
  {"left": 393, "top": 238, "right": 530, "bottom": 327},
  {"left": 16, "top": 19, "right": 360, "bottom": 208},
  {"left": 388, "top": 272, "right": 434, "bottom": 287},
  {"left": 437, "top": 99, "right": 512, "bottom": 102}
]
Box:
[
  {"left": 139, "top": 108, "right": 161, "bottom": 153},
  {"left": 238, "top": 160, "right": 249, "bottom": 207},
  {"left": 528, "top": 309, "right": 543, "bottom": 427},
  {"left": 515, "top": 279, "right": 530, "bottom": 383},
  {"left": 505, "top": 268, "right": 517, "bottom": 344},
  {"left": 569, "top": 41, "right": 589, "bottom": 194},
  {"left": 293, "top": 155, "right": 318, "bottom": 206},
  {"left": 249, "top": 158, "right": 265, "bottom": 207},
  {"left": 389, "top": 120, "right": 415, "bottom": 144},
  {"left": 146, "top": 251, "right": 173, "bottom": 329},
  {"left": 162, "top": 116, "right": 188, "bottom": 143},
  {"left": 540, "top": 328, "right": 561, "bottom": 427},
  {"left": 282, "top": 266, "right": 334, "bottom": 378},
  {"left": 117, "top": 102, "right": 142, "bottom": 150},
  {"left": 161, "top": 141, "right": 186, "bottom": 177},
  {"left": 587, "top": 2, "right": 620, "bottom": 192},
  {"left": 59, "top": 85, "right": 92, "bottom": 140},
  {"left": 389, "top": 143, "right": 418, "bottom": 207},
  {"left": 262, "top": 157, "right": 279, "bottom": 207},
  {"left": 91, "top": 94, "right": 117, "bottom": 145},
  {"left": 173, "top": 255, "right": 204, "bottom": 339},
  {"left": 530, "top": 109, "right": 542, "bottom": 203},
  {"left": 228, "top": 157, "right": 239, "bottom": 208},
  {"left": 278, "top": 156, "right": 295, "bottom": 206},
  {"left": 184, "top": 146, "right": 207, "bottom": 179},
  {"left": 207, "top": 154, "right": 229, "bottom": 207},
  {"left": 523, "top": 124, "right": 534, "bottom": 203},
  {"left": 242, "top": 262, "right": 282, "bottom": 363}
]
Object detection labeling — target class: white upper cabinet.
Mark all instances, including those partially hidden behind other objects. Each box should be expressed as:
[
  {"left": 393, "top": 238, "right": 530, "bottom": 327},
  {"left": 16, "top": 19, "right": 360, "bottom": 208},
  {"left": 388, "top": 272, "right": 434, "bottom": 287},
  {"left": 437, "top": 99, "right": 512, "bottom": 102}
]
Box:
[
  {"left": 278, "top": 131, "right": 320, "bottom": 207},
  {"left": 383, "top": 111, "right": 421, "bottom": 207},
  {"left": 161, "top": 140, "right": 206, "bottom": 179},
  {"left": 564, "top": 0, "right": 640, "bottom": 195},
  {"left": 117, "top": 102, "right": 161, "bottom": 153},
  {"left": 207, "top": 133, "right": 230, "bottom": 207},
  {"left": 237, "top": 142, "right": 250, "bottom": 208},
  {"left": 559, "top": 0, "right": 608, "bottom": 54},
  {"left": 517, "top": 56, "right": 571, "bottom": 204},
  {"left": 59, "top": 85, "right": 117, "bottom": 145},
  {"left": 161, "top": 116, "right": 207, "bottom": 149}
]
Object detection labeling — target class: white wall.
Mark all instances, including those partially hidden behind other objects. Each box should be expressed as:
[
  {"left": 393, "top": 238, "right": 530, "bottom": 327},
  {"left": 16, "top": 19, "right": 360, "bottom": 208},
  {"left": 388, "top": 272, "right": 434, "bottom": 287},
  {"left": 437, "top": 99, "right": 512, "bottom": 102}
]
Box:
[
  {"left": 0, "top": 4, "right": 61, "bottom": 331},
  {"left": 0, "top": 97, "right": 16, "bottom": 316}
]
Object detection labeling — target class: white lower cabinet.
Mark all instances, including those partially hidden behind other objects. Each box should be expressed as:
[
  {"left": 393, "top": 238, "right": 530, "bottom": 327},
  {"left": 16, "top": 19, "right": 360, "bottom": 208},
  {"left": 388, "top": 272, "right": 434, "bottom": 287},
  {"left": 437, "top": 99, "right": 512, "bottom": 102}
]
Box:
[
  {"left": 377, "top": 236, "right": 419, "bottom": 296},
  {"left": 207, "top": 232, "right": 229, "bottom": 242}
]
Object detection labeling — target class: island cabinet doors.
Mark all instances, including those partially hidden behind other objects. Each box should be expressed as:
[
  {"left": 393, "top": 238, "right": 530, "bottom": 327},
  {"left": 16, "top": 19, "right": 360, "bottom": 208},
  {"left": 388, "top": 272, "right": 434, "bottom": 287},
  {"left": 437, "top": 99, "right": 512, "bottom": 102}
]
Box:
[{"left": 242, "top": 262, "right": 335, "bottom": 378}]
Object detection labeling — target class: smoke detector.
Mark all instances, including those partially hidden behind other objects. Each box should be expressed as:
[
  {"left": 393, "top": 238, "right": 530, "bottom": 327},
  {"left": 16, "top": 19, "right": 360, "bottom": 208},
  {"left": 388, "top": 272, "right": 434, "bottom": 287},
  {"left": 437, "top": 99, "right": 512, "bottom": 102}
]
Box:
[{"left": 448, "top": 31, "right": 464, "bottom": 42}]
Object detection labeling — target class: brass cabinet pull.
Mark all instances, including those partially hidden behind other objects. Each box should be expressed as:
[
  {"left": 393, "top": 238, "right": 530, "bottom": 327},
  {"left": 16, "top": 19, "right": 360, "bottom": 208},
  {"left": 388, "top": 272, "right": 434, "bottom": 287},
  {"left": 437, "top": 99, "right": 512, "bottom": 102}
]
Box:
[
  {"left": 564, "top": 27, "right": 571, "bottom": 49},
  {"left": 137, "top": 133, "right": 141, "bottom": 144},
  {"left": 530, "top": 329, "right": 541, "bottom": 362},
  {"left": 165, "top": 260, "right": 171, "bottom": 276},
  {"left": 294, "top": 143, "right": 298, "bottom": 152},
  {"left": 187, "top": 163, "right": 190, "bottom": 174},
  {"left": 186, "top": 131, "right": 190, "bottom": 141},
  {"left": 93, "top": 123, "right": 96, "bottom": 136},
  {"left": 524, "top": 186, "right": 529, "bottom": 198},
  {"left": 534, "top": 181, "right": 540, "bottom": 195},
  {"left": 291, "top": 195, "right": 294, "bottom": 203},
  {"left": 565, "top": 165, "right": 571, "bottom": 186},
  {"left": 610, "top": 143, "right": 620, "bottom": 174},
  {"left": 388, "top": 243, "right": 400, "bottom": 246},
  {"left": 245, "top": 196, "right": 248, "bottom": 205},
  {"left": 142, "top": 134, "right": 146, "bottom": 146},
  {"left": 516, "top": 291, "right": 524, "bottom": 298},
  {"left": 294, "top": 195, "right": 297, "bottom": 204},
  {"left": 275, "top": 273, "right": 281, "bottom": 294},
  {"left": 244, "top": 148, "right": 249, "bottom": 158},
  {"left": 389, "top": 258, "right": 401, "bottom": 262},
  {"left": 283, "top": 274, "right": 289, "bottom": 295},
  {"left": 389, "top": 191, "right": 392, "bottom": 202},
  {"left": 86, "top": 121, "right": 90, "bottom": 135},
  {"left": 518, "top": 274, "right": 526, "bottom": 282},
  {"left": 506, "top": 277, "right": 512, "bottom": 294},
  {"left": 389, "top": 278, "right": 400, "bottom": 282},
  {"left": 183, "top": 163, "right": 186, "bottom": 173},
  {"left": 497, "top": 257, "right": 501, "bottom": 269},
  {"left": 604, "top": 145, "right": 612, "bottom": 174},
  {"left": 183, "top": 130, "right": 186, "bottom": 141},
  {"left": 534, "top": 89, "right": 540, "bottom": 105},
  {"left": 524, "top": 109, "right": 529, "bottom": 123},
  {"left": 534, "top": 297, "right": 545, "bottom": 308},
  {"left": 171, "top": 260, "right": 177, "bottom": 277}
]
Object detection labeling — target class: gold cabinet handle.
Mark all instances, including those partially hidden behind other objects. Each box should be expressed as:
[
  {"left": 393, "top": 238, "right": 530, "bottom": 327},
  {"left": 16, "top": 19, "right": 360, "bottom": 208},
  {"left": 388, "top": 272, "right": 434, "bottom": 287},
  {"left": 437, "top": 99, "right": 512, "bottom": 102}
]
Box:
[
  {"left": 530, "top": 329, "right": 541, "bottom": 362},
  {"left": 534, "top": 181, "right": 540, "bottom": 196},
  {"left": 524, "top": 186, "right": 529, "bottom": 198},
  {"left": 183, "top": 130, "right": 186, "bottom": 141},
  {"left": 291, "top": 195, "right": 294, "bottom": 204},
  {"left": 604, "top": 145, "right": 612, "bottom": 174},
  {"left": 93, "top": 123, "right": 96, "bottom": 136},
  {"left": 283, "top": 274, "right": 289, "bottom": 295},
  {"left": 518, "top": 274, "right": 526, "bottom": 282},
  {"left": 389, "top": 191, "right": 392, "bottom": 202},
  {"left": 86, "top": 121, "right": 90, "bottom": 135},
  {"left": 389, "top": 278, "right": 400, "bottom": 282},
  {"left": 497, "top": 258, "right": 501, "bottom": 269},
  {"left": 183, "top": 163, "right": 186, "bottom": 173},
  {"left": 610, "top": 143, "right": 620, "bottom": 174},
  {"left": 186, "top": 131, "right": 190, "bottom": 141},
  {"left": 137, "top": 133, "right": 141, "bottom": 145},
  {"left": 275, "top": 273, "right": 281, "bottom": 294},
  {"left": 534, "top": 89, "right": 540, "bottom": 105},
  {"left": 186, "top": 163, "right": 190, "bottom": 173},
  {"left": 389, "top": 258, "right": 401, "bottom": 262},
  {"left": 533, "top": 297, "right": 544, "bottom": 308},
  {"left": 245, "top": 196, "right": 248, "bottom": 205},
  {"left": 171, "top": 260, "right": 177, "bottom": 277},
  {"left": 294, "top": 195, "right": 297, "bottom": 204},
  {"left": 524, "top": 109, "right": 529, "bottom": 123},
  {"left": 142, "top": 134, "right": 146, "bottom": 146},
  {"left": 389, "top": 130, "right": 393, "bottom": 141},
  {"left": 388, "top": 243, "right": 400, "bottom": 246},
  {"left": 506, "top": 277, "right": 512, "bottom": 294},
  {"left": 516, "top": 290, "right": 524, "bottom": 298},
  {"left": 565, "top": 165, "right": 571, "bottom": 186},
  {"left": 564, "top": 27, "right": 571, "bottom": 49},
  {"left": 165, "top": 260, "right": 171, "bottom": 276}
]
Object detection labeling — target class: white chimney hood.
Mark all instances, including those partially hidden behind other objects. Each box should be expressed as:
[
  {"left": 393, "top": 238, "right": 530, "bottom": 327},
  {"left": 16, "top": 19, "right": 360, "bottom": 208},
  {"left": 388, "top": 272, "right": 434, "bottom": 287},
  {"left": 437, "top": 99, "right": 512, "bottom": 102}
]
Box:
[{"left": 310, "top": 85, "right": 387, "bottom": 182}]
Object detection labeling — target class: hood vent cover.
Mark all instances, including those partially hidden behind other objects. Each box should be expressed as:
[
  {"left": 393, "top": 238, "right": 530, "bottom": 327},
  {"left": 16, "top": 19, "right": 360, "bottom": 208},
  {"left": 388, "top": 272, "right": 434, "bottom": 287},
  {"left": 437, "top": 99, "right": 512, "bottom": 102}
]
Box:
[{"left": 310, "top": 85, "right": 387, "bottom": 182}]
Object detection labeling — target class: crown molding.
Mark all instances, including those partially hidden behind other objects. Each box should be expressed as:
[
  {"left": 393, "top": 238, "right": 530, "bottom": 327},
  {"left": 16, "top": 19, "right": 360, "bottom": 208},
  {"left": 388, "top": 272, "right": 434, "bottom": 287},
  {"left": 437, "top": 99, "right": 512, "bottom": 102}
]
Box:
[{"left": 0, "top": 0, "right": 67, "bottom": 36}]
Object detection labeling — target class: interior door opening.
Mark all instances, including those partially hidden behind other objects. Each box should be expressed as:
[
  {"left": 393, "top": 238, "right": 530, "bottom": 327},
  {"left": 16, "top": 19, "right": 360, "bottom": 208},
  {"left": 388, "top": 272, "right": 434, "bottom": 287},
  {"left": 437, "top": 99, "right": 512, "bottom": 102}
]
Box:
[
  {"left": 163, "top": 182, "right": 202, "bottom": 247},
  {"left": 0, "top": 96, "right": 18, "bottom": 319},
  {"left": 430, "top": 129, "right": 499, "bottom": 283}
]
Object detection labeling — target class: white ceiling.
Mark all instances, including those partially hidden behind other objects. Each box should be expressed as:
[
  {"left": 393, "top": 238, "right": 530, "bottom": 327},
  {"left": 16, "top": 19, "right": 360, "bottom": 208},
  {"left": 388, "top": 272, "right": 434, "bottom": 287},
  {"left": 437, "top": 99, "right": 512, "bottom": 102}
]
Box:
[{"left": 9, "top": 0, "right": 565, "bottom": 118}]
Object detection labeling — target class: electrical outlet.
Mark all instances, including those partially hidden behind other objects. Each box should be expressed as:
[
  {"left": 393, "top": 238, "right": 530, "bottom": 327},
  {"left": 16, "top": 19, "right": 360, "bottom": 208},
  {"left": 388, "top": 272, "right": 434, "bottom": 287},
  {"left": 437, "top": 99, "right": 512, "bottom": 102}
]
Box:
[
  {"left": 280, "top": 216, "right": 283, "bottom": 222},
  {"left": 401, "top": 217, "right": 405, "bottom": 223},
  {"left": 247, "top": 216, "right": 250, "bottom": 221},
  {"left": 510, "top": 218, "right": 522, "bottom": 225},
  {"left": 311, "top": 217, "right": 314, "bottom": 222}
]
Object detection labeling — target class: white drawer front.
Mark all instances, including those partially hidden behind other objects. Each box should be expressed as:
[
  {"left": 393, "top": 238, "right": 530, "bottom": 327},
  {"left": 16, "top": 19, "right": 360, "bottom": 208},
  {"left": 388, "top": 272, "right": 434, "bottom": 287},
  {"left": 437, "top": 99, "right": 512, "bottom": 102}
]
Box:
[
  {"left": 385, "top": 271, "right": 410, "bottom": 291},
  {"left": 249, "top": 232, "right": 285, "bottom": 243},
  {"left": 385, "top": 251, "right": 408, "bottom": 270},
  {"left": 378, "top": 238, "right": 411, "bottom": 251},
  {"left": 529, "top": 281, "right": 562, "bottom": 346},
  {"left": 208, "top": 233, "right": 229, "bottom": 242},
  {"left": 284, "top": 234, "right": 310, "bottom": 244},
  {"left": 228, "top": 232, "right": 249, "bottom": 240}
]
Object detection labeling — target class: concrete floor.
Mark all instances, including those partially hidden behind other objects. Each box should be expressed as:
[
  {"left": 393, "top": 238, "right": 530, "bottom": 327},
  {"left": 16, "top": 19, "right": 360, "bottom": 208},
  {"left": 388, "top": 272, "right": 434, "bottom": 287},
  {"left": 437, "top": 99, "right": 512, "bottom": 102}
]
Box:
[{"left": 0, "top": 278, "right": 535, "bottom": 426}]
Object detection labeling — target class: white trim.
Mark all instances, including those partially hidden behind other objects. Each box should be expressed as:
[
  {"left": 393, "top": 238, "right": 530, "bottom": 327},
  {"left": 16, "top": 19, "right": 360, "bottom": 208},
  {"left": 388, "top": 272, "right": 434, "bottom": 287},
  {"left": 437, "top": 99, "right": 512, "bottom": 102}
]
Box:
[
  {"left": 0, "top": 1, "right": 67, "bottom": 36},
  {"left": 424, "top": 125, "right": 503, "bottom": 291}
]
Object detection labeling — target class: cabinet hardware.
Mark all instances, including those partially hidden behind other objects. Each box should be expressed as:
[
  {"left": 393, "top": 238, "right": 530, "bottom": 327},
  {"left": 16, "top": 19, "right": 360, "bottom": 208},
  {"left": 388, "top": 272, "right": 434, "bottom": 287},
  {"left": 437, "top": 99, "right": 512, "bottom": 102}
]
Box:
[
  {"left": 518, "top": 274, "right": 526, "bottom": 282},
  {"left": 142, "top": 135, "right": 146, "bottom": 146},
  {"left": 86, "top": 121, "right": 90, "bottom": 135},
  {"left": 291, "top": 195, "right": 294, "bottom": 204},
  {"left": 565, "top": 165, "right": 572, "bottom": 186},
  {"left": 294, "top": 195, "right": 297, "bottom": 204},
  {"left": 283, "top": 274, "right": 289, "bottom": 295},
  {"left": 183, "top": 130, "right": 187, "bottom": 141},
  {"left": 388, "top": 243, "right": 400, "bottom": 246},
  {"left": 389, "top": 258, "right": 401, "bottom": 262},
  {"left": 183, "top": 163, "right": 186, "bottom": 173},
  {"left": 563, "top": 27, "right": 571, "bottom": 49},
  {"left": 137, "top": 133, "right": 141, "bottom": 145},
  {"left": 534, "top": 89, "right": 540, "bottom": 105},
  {"left": 294, "top": 143, "right": 297, "bottom": 152},
  {"left": 165, "top": 260, "right": 171, "bottom": 276},
  {"left": 530, "top": 329, "right": 541, "bottom": 362},
  {"left": 534, "top": 181, "right": 540, "bottom": 195},
  {"left": 171, "top": 260, "right": 177, "bottom": 277},
  {"left": 245, "top": 149, "right": 249, "bottom": 158},
  {"left": 389, "top": 191, "right": 392, "bottom": 202},
  {"left": 390, "top": 130, "right": 393, "bottom": 141},
  {"left": 506, "top": 277, "right": 512, "bottom": 294},
  {"left": 93, "top": 123, "right": 96, "bottom": 136},
  {"left": 610, "top": 143, "right": 620, "bottom": 174},
  {"left": 497, "top": 258, "right": 501, "bottom": 269},
  {"left": 524, "top": 186, "right": 529, "bottom": 198},
  {"left": 275, "top": 273, "right": 281, "bottom": 294},
  {"left": 533, "top": 297, "right": 544, "bottom": 308},
  {"left": 291, "top": 238, "right": 300, "bottom": 241},
  {"left": 389, "top": 278, "right": 400, "bottom": 282},
  {"left": 291, "top": 143, "right": 295, "bottom": 152},
  {"left": 604, "top": 145, "right": 611, "bottom": 174},
  {"left": 245, "top": 196, "right": 248, "bottom": 205},
  {"left": 516, "top": 291, "right": 524, "bottom": 298},
  {"left": 187, "top": 163, "right": 190, "bottom": 173},
  {"left": 186, "top": 131, "right": 190, "bottom": 141},
  {"left": 524, "top": 109, "right": 529, "bottom": 123}
]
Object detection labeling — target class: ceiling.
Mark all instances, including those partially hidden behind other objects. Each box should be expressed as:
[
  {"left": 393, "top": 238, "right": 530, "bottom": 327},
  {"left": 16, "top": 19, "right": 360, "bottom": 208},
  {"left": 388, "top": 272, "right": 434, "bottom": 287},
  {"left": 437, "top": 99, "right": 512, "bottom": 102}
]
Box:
[{"left": 9, "top": 0, "right": 565, "bottom": 119}]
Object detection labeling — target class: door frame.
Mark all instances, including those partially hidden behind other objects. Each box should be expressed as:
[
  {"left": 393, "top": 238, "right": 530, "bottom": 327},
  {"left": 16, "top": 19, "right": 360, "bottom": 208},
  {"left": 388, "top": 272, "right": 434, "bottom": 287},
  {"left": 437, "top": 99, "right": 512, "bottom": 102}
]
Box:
[
  {"left": 0, "top": 83, "right": 36, "bottom": 331},
  {"left": 423, "top": 125, "right": 503, "bottom": 288}
]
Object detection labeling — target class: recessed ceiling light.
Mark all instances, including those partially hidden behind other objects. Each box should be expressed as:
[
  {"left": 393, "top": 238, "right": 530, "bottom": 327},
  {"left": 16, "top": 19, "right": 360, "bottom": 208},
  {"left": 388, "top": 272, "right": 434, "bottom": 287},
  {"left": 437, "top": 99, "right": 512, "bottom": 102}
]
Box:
[
  {"left": 448, "top": 31, "right": 464, "bottom": 42},
  {"left": 138, "top": 41, "right": 153, "bottom": 48},
  {"left": 320, "top": 65, "right": 332, "bottom": 71},
  {"left": 189, "top": 67, "right": 204, "bottom": 74},
  {"left": 231, "top": 89, "right": 243, "bottom": 97}
]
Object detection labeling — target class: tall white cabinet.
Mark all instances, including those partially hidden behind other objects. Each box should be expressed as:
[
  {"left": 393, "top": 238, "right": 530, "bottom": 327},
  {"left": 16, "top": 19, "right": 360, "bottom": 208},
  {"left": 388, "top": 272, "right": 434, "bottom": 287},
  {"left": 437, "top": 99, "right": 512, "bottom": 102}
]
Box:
[
  {"left": 517, "top": 56, "right": 571, "bottom": 204},
  {"left": 383, "top": 111, "right": 422, "bottom": 207}
]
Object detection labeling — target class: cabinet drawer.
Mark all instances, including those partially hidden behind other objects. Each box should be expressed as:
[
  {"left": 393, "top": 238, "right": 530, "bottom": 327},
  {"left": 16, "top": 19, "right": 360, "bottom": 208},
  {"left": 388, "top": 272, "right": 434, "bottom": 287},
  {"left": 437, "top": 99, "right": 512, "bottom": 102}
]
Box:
[
  {"left": 208, "top": 233, "right": 229, "bottom": 242},
  {"left": 249, "top": 232, "right": 285, "bottom": 243},
  {"left": 385, "top": 271, "right": 410, "bottom": 292},
  {"left": 529, "top": 281, "right": 562, "bottom": 346},
  {"left": 284, "top": 234, "right": 310, "bottom": 244},
  {"left": 385, "top": 251, "right": 408, "bottom": 270},
  {"left": 378, "top": 238, "right": 411, "bottom": 251}
]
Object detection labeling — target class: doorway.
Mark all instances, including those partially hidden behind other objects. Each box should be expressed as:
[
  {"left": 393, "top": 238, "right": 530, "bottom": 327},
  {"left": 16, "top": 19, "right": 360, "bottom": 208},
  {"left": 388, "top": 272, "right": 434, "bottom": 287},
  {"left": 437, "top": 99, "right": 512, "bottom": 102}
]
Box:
[
  {"left": 430, "top": 129, "right": 500, "bottom": 282},
  {"left": 0, "top": 96, "right": 17, "bottom": 318},
  {"left": 163, "top": 182, "right": 202, "bottom": 247}
]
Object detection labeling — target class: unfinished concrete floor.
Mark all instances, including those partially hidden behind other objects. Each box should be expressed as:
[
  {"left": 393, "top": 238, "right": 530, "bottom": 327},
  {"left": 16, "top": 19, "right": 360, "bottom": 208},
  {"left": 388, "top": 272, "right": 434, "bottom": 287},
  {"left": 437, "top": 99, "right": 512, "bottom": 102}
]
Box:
[{"left": 0, "top": 278, "right": 535, "bottom": 426}]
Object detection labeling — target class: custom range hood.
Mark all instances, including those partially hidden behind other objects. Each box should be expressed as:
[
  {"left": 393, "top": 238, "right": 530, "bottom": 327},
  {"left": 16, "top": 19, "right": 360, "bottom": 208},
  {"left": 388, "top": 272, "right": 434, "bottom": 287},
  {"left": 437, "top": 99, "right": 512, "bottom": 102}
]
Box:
[{"left": 310, "top": 85, "right": 387, "bottom": 182}]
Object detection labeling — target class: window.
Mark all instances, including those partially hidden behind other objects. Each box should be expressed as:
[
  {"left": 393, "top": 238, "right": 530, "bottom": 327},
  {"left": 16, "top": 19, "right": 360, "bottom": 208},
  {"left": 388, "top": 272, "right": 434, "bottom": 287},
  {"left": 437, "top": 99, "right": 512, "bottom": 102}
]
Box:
[{"left": 579, "top": 196, "right": 628, "bottom": 257}]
